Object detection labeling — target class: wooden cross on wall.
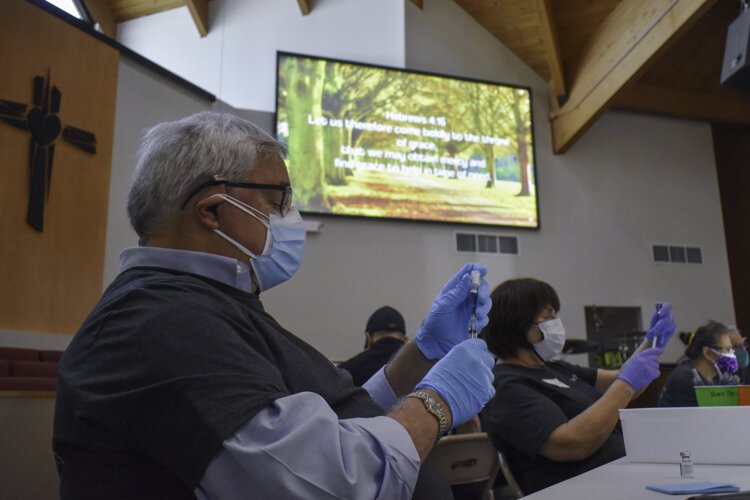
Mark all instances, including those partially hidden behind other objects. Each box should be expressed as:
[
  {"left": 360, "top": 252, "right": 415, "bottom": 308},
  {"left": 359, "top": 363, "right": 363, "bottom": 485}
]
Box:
[{"left": 0, "top": 70, "right": 97, "bottom": 231}]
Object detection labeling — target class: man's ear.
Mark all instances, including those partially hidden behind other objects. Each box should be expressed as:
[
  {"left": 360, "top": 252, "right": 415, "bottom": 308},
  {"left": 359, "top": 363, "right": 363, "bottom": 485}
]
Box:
[{"left": 194, "top": 194, "right": 224, "bottom": 231}]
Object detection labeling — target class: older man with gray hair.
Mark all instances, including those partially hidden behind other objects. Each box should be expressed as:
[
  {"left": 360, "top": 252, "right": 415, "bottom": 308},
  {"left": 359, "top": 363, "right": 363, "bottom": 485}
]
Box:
[{"left": 53, "top": 111, "right": 495, "bottom": 499}]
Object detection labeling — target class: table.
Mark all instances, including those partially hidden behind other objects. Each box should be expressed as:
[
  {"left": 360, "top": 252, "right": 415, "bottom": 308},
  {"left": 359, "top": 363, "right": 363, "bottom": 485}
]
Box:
[{"left": 523, "top": 458, "right": 750, "bottom": 499}]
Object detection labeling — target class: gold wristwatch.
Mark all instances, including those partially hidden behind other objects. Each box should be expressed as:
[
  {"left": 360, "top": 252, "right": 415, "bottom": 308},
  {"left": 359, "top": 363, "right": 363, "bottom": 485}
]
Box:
[{"left": 406, "top": 390, "right": 449, "bottom": 437}]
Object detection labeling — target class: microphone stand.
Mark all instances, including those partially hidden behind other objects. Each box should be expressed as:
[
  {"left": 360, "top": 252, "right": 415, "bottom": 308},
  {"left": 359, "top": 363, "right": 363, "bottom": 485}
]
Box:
[{"left": 592, "top": 306, "right": 605, "bottom": 368}]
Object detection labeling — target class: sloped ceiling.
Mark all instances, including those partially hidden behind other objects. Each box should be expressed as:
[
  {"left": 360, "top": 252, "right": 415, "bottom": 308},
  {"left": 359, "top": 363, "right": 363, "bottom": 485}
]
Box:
[{"left": 83, "top": 0, "right": 750, "bottom": 153}]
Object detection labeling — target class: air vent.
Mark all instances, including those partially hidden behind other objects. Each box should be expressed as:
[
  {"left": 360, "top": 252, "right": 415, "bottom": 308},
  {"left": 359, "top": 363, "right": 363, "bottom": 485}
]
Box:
[
  {"left": 456, "top": 233, "right": 519, "bottom": 255},
  {"left": 456, "top": 233, "right": 476, "bottom": 252},
  {"left": 686, "top": 247, "right": 703, "bottom": 264},
  {"left": 652, "top": 244, "right": 703, "bottom": 265}
]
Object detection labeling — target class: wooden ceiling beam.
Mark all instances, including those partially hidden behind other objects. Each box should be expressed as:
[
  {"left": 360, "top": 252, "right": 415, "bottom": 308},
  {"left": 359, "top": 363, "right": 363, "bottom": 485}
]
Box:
[
  {"left": 613, "top": 84, "right": 750, "bottom": 125},
  {"left": 108, "top": 0, "right": 184, "bottom": 22},
  {"left": 297, "top": 0, "right": 311, "bottom": 15},
  {"left": 80, "top": 0, "right": 117, "bottom": 38},
  {"left": 410, "top": 0, "right": 424, "bottom": 9},
  {"left": 549, "top": 0, "right": 716, "bottom": 154},
  {"left": 534, "top": 0, "right": 566, "bottom": 99},
  {"left": 185, "top": 0, "right": 209, "bottom": 37}
]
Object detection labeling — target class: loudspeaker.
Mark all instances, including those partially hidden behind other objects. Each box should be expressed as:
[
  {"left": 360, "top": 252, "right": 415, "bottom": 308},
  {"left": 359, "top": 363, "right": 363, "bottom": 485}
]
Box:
[{"left": 721, "top": 6, "right": 750, "bottom": 94}]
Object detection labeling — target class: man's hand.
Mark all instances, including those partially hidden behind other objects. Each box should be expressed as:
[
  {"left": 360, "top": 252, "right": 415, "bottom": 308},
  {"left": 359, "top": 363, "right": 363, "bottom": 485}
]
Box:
[
  {"left": 415, "top": 264, "right": 491, "bottom": 360},
  {"left": 415, "top": 339, "right": 495, "bottom": 428}
]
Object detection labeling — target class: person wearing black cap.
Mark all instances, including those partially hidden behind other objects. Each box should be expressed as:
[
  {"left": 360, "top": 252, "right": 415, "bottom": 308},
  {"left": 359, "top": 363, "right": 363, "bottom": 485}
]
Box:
[{"left": 339, "top": 306, "right": 408, "bottom": 386}]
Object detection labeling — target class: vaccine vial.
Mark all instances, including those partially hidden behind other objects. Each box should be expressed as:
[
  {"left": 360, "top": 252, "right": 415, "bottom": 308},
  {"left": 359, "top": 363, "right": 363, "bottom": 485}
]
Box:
[{"left": 680, "top": 451, "right": 694, "bottom": 478}]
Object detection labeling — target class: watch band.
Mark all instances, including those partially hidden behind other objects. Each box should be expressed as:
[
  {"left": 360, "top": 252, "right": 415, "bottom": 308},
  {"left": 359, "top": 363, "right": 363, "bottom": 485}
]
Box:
[{"left": 405, "top": 390, "right": 449, "bottom": 437}]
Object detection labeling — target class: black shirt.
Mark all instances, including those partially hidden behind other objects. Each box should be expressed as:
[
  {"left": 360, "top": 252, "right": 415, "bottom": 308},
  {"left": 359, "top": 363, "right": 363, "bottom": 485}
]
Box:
[
  {"left": 53, "top": 267, "right": 451, "bottom": 499},
  {"left": 339, "top": 337, "right": 406, "bottom": 386},
  {"left": 658, "top": 359, "right": 746, "bottom": 407},
  {"left": 482, "top": 361, "right": 625, "bottom": 494}
]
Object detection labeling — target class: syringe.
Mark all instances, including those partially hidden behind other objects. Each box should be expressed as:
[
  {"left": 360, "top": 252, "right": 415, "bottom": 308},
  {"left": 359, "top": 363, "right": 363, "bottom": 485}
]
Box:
[
  {"left": 652, "top": 303, "right": 663, "bottom": 348},
  {"left": 469, "top": 270, "right": 481, "bottom": 338}
]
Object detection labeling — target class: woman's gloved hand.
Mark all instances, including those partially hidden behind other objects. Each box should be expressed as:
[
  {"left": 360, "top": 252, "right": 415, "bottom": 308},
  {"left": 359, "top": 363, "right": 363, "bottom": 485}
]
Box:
[
  {"left": 617, "top": 347, "right": 663, "bottom": 392},
  {"left": 415, "top": 339, "right": 495, "bottom": 428},
  {"left": 415, "top": 263, "right": 491, "bottom": 360},
  {"left": 646, "top": 303, "right": 676, "bottom": 349}
]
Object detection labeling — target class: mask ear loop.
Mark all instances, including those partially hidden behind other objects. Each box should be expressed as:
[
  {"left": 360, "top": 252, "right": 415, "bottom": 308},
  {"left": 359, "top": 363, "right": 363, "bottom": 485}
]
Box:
[
  {"left": 210, "top": 194, "right": 270, "bottom": 292},
  {"left": 213, "top": 194, "right": 270, "bottom": 227}
]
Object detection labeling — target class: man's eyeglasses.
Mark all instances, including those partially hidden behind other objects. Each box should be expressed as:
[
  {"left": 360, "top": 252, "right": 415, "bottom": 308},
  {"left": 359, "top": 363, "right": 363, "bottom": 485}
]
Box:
[{"left": 181, "top": 178, "right": 293, "bottom": 216}]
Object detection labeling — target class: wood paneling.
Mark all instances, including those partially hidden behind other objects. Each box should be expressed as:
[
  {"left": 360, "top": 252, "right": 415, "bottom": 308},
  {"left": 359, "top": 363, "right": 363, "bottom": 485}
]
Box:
[
  {"left": 713, "top": 123, "right": 750, "bottom": 335},
  {"left": 0, "top": 1, "right": 119, "bottom": 334},
  {"left": 454, "top": 0, "right": 551, "bottom": 80}
]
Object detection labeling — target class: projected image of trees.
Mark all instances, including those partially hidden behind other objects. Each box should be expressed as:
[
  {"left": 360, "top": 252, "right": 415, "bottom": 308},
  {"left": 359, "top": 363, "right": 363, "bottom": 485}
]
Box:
[{"left": 276, "top": 54, "right": 538, "bottom": 227}]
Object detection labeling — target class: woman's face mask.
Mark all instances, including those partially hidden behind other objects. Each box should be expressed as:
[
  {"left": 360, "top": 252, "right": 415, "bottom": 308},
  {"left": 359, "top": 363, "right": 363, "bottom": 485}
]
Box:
[
  {"left": 709, "top": 348, "right": 739, "bottom": 376},
  {"left": 531, "top": 318, "right": 566, "bottom": 362}
]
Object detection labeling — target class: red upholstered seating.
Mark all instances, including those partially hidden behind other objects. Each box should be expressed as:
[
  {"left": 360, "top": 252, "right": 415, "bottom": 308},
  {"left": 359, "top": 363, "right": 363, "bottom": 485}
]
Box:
[
  {"left": 0, "top": 347, "right": 40, "bottom": 361},
  {"left": 10, "top": 361, "right": 58, "bottom": 378},
  {"left": 0, "top": 347, "right": 64, "bottom": 391},
  {"left": 39, "top": 350, "right": 63, "bottom": 362},
  {"left": 0, "top": 377, "right": 57, "bottom": 391}
]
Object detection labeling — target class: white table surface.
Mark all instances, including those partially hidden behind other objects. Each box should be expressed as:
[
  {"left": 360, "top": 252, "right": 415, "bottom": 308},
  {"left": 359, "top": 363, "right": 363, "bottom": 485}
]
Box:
[{"left": 523, "top": 458, "right": 750, "bottom": 499}]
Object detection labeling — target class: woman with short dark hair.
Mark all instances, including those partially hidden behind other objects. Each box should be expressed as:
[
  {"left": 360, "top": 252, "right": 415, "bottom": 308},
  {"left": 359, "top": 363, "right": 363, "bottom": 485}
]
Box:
[
  {"left": 658, "top": 321, "right": 740, "bottom": 407},
  {"left": 481, "top": 278, "right": 676, "bottom": 495}
]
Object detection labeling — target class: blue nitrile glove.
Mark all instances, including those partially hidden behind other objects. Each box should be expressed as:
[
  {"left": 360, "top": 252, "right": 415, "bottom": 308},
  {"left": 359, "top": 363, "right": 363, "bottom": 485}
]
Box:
[
  {"left": 415, "top": 263, "right": 491, "bottom": 360},
  {"left": 415, "top": 338, "right": 495, "bottom": 429},
  {"left": 617, "top": 347, "right": 663, "bottom": 392},
  {"left": 646, "top": 303, "right": 676, "bottom": 349}
]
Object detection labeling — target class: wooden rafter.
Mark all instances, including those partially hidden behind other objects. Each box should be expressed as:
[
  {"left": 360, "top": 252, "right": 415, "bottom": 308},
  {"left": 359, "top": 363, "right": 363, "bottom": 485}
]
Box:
[
  {"left": 185, "top": 0, "right": 209, "bottom": 37},
  {"left": 549, "top": 0, "right": 716, "bottom": 154},
  {"left": 534, "top": 0, "right": 566, "bottom": 99},
  {"left": 297, "top": 0, "right": 311, "bottom": 16},
  {"left": 80, "top": 0, "right": 117, "bottom": 38},
  {"left": 613, "top": 84, "right": 750, "bottom": 125},
  {"left": 107, "top": 0, "right": 183, "bottom": 22},
  {"left": 410, "top": 0, "right": 424, "bottom": 9}
]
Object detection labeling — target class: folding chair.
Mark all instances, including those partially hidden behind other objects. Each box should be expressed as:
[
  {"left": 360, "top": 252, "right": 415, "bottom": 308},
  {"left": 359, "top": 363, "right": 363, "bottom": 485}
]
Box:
[
  {"left": 497, "top": 449, "right": 524, "bottom": 499},
  {"left": 424, "top": 432, "right": 501, "bottom": 500}
]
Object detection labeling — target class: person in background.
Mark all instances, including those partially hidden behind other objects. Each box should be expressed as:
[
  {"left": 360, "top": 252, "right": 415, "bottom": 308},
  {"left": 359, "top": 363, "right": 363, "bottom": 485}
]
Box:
[
  {"left": 659, "top": 321, "right": 741, "bottom": 407},
  {"left": 727, "top": 326, "right": 750, "bottom": 383},
  {"left": 339, "top": 306, "right": 408, "bottom": 386},
  {"left": 53, "top": 112, "right": 496, "bottom": 500},
  {"left": 481, "top": 278, "right": 675, "bottom": 495}
]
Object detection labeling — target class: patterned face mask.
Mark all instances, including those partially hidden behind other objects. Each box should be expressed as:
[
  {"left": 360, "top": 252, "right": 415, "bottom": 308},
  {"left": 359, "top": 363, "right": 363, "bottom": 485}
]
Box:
[{"left": 710, "top": 348, "right": 739, "bottom": 376}]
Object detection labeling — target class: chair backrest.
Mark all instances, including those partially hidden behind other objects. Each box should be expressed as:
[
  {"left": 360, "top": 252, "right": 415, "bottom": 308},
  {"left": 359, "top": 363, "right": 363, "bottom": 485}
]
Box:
[{"left": 425, "top": 432, "right": 500, "bottom": 499}]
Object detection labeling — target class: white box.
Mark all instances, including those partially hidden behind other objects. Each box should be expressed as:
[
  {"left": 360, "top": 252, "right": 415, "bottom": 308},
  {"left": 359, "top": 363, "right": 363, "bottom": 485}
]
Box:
[{"left": 619, "top": 407, "right": 750, "bottom": 464}]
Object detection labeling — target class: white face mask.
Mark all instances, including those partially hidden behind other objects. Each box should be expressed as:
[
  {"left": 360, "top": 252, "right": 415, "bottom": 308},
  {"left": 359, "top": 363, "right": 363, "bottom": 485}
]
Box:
[
  {"left": 212, "top": 194, "right": 305, "bottom": 292},
  {"left": 531, "top": 318, "right": 566, "bottom": 362}
]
